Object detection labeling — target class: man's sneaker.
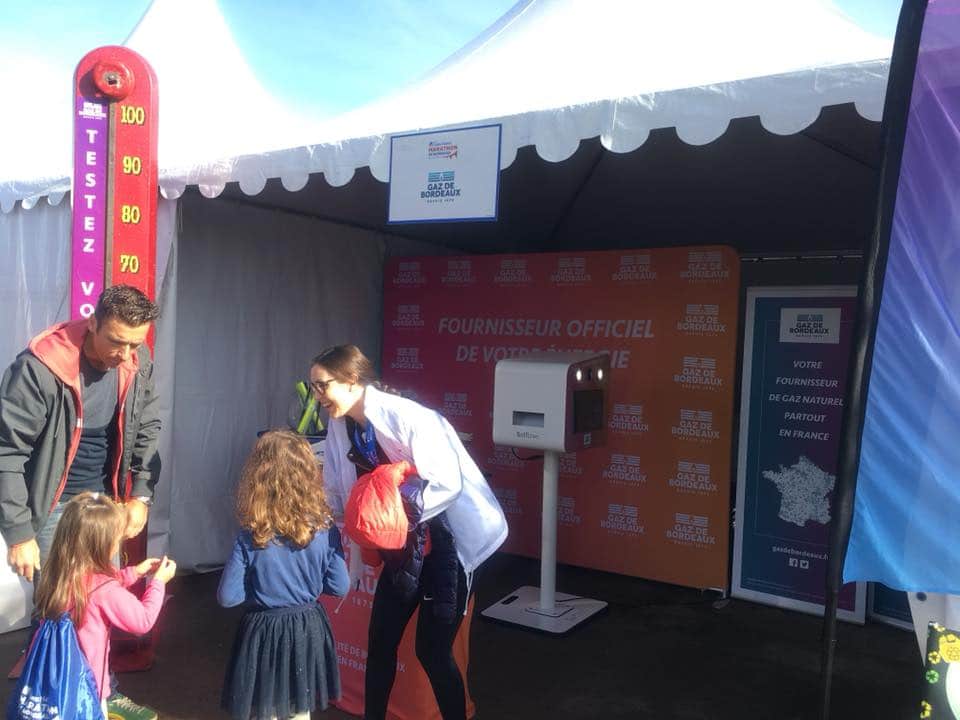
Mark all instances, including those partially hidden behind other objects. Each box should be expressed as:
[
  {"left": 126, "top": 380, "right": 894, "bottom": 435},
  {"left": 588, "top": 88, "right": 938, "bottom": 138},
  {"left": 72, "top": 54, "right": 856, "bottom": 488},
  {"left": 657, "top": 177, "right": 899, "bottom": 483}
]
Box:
[{"left": 106, "top": 692, "right": 158, "bottom": 720}]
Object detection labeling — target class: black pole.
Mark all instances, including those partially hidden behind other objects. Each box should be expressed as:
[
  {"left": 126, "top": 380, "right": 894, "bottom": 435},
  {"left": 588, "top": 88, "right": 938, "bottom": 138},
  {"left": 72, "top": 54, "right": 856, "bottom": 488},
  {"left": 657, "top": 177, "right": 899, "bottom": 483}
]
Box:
[{"left": 819, "top": 2, "right": 928, "bottom": 719}]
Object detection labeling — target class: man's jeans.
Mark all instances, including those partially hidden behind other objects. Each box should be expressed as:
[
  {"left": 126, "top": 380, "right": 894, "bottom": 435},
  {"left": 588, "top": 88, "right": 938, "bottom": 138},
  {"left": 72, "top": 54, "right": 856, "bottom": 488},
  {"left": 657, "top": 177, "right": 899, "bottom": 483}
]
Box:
[{"left": 34, "top": 500, "right": 67, "bottom": 564}]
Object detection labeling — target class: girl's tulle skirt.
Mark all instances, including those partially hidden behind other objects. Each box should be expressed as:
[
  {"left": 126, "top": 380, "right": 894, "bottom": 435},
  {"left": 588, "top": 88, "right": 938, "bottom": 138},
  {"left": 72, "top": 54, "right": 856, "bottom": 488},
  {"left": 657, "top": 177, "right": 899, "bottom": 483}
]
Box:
[{"left": 222, "top": 603, "right": 340, "bottom": 720}]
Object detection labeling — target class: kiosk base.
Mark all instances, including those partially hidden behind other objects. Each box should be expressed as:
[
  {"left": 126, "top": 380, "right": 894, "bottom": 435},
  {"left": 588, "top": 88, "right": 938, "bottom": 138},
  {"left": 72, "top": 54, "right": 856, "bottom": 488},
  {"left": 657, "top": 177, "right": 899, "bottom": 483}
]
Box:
[{"left": 482, "top": 585, "right": 607, "bottom": 635}]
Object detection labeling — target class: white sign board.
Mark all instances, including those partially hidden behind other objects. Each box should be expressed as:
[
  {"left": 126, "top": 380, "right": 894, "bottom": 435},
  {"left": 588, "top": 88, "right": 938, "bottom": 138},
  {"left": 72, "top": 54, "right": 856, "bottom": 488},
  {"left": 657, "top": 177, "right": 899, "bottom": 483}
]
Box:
[{"left": 388, "top": 124, "right": 501, "bottom": 224}]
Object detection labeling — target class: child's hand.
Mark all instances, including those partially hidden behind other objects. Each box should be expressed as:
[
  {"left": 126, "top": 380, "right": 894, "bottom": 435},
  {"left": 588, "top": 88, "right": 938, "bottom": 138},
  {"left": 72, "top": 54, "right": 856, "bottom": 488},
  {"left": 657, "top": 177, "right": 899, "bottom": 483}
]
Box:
[
  {"left": 134, "top": 558, "right": 161, "bottom": 577},
  {"left": 151, "top": 556, "right": 177, "bottom": 584}
]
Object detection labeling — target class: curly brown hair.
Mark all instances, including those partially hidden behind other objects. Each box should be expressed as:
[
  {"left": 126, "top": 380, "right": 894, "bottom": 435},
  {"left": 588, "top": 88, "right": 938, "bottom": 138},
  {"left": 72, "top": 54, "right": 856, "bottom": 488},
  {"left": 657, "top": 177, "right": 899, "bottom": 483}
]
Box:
[{"left": 237, "top": 429, "right": 334, "bottom": 548}]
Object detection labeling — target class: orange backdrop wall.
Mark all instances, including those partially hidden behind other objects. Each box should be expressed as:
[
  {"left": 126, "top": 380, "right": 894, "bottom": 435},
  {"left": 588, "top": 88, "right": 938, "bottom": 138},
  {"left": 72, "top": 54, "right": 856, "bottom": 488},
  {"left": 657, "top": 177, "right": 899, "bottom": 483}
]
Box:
[{"left": 381, "top": 246, "right": 740, "bottom": 589}]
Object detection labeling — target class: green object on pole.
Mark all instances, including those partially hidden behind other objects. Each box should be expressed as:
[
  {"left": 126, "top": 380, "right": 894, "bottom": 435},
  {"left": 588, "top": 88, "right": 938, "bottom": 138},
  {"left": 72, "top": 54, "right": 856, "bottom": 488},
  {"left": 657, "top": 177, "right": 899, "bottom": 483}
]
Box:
[
  {"left": 297, "top": 396, "right": 319, "bottom": 434},
  {"left": 294, "top": 381, "right": 324, "bottom": 434},
  {"left": 295, "top": 381, "right": 309, "bottom": 403}
]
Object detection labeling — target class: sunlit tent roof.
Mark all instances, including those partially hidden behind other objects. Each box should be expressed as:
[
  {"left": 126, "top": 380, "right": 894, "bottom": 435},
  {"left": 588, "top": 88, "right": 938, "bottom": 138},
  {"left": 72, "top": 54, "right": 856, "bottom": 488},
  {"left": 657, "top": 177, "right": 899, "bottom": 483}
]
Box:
[{"left": 0, "top": 0, "right": 891, "bottom": 213}]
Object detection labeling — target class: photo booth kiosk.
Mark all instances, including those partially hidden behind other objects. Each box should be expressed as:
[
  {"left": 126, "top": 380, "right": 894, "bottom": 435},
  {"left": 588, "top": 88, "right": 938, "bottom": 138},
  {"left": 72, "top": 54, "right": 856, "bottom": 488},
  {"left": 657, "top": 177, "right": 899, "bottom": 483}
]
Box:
[{"left": 483, "top": 351, "right": 610, "bottom": 634}]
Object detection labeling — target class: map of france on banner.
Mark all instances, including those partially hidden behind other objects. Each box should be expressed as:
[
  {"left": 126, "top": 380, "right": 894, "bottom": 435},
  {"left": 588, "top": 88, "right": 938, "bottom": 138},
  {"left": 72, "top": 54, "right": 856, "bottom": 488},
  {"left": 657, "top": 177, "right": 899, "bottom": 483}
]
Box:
[{"left": 381, "top": 247, "right": 739, "bottom": 590}]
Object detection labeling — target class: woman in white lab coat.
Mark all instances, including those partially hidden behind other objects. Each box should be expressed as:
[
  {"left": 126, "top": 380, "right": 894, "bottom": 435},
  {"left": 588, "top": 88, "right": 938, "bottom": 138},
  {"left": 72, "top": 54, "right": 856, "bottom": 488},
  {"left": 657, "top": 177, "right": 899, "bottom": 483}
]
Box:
[{"left": 310, "top": 345, "right": 507, "bottom": 720}]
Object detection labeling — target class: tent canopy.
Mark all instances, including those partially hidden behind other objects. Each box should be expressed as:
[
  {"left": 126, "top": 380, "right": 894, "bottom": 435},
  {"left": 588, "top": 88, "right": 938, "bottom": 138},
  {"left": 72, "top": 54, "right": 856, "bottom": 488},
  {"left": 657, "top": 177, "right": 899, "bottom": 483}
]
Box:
[{"left": 1, "top": 0, "right": 891, "bottom": 219}]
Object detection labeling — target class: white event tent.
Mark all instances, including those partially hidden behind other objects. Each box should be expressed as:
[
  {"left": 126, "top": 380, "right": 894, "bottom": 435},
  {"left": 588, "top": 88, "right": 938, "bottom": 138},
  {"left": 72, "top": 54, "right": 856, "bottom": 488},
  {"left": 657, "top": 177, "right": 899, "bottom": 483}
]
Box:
[{"left": 0, "top": 0, "right": 891, "bottom": 631}]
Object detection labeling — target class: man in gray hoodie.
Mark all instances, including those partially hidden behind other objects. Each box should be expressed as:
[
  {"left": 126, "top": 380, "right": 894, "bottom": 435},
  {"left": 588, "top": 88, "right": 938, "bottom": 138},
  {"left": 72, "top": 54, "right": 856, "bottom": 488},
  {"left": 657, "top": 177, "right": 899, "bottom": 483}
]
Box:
[{"left": 0, "top": 284, "right": 162, "bottom": 720}]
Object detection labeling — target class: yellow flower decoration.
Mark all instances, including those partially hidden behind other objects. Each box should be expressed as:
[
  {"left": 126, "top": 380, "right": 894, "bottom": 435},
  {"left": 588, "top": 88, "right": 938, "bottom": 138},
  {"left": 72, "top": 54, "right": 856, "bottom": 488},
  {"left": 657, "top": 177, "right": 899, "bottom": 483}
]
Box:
[
  {"left": 928, "top": 651, "right": 942, "bottom": 664},
  {"left": 920, "top": 700, "right": 932, "bottom": 718}
]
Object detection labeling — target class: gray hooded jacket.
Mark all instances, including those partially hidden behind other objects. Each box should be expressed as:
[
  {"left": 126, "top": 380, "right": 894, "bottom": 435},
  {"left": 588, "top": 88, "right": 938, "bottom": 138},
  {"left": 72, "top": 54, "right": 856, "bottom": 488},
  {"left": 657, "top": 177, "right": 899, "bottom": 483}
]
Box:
[{"left": 0, "top": 320, "right": 161, "bottom": 546}]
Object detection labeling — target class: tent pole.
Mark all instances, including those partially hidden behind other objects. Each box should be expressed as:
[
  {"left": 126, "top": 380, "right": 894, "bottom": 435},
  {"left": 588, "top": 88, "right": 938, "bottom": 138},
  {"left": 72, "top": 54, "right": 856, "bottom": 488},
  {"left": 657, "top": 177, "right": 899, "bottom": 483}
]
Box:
[
  {"left": 201, "top": 189, "right": 426, "bottom": 247},
  {"left": 818, "top": 2, "right": 928, "bottom": 719},
  {"left": 798, "top": 128, "right": 877, "bottom": 170}
]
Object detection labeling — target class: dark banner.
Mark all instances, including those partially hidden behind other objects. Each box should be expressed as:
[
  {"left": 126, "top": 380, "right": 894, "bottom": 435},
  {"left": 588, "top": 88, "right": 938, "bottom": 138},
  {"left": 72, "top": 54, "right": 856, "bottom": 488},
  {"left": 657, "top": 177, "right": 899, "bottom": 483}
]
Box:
[{"left": 733, "top": 288, "right": 864, "bottom": 621}]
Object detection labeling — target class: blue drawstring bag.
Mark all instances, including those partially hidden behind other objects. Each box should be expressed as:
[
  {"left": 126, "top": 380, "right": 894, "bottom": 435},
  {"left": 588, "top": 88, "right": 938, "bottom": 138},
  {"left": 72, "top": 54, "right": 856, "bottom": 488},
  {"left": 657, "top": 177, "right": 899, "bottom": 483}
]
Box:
[{"left": 6, "top": 614, "right": 104, "bottom": 720}]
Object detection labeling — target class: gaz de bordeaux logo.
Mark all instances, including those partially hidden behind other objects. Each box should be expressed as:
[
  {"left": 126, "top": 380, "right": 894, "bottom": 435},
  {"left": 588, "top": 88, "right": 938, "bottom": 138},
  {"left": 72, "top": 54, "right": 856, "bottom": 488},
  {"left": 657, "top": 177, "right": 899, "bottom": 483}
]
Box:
[
  {"left": 677, "top": 303, "right": 726, "bottom": 336},
  {"left": 441, "top": 259, "right": 476, "bottom": 286},
  {"left": 392, "top": 304, "right": 424, "bottom": 329},
  {"left": 668, "top": 461, "right": 718, "bottom": 496},
  {"left": 671, "top": 409, "right": 721, "bottom": 443},
  {"left": 612, "top": 254, "right": 657, "bottom": 283},
  {"left": 492, "top": 486, "right": 523, "bottom": 516},
  {"left": 666, "top": 513, "right": 716, "bottom": 547},
  {"left": 550, "top": 257, "right": 591, "bottom": 285},
  {"left": 486, "top": 445, "right": 523, "bottom": 469},
  {"left": 427, "top": 140, "right": 458, "bottom": 160},
  {"left": 560, "top": 452, "right": 583, "bottom": 477},
  {"left": 392, "top": 260, "right": 427, "bottom": 287},
  {"left": 779, "top": 308, "right": 842, "bottom": 345},
  {"left": 390, "top": 347, "right": 424, "bottom": 371},
  {"left": 680, "top": 250, "right": 731, "bottom": 282},
  {"left": 421, "top": 170, "right": 461, "bottom": 204},
  {"left": 602, "top": 453, "right": 647, "bottom": 486},
  {"left": 673, "top": 356, "right": 723, "bottom": 390},
  {"left": 494, "top": 258, "right": 533, "bottom": 285},
  {"left": 608, "top": 403, "right": 650, "bottom": 436},
  {"left": 600, "top": 504, "right": 644, "bottom": 536},
  {"left": 558, "top": 496, "right": 582, "bottom": 527},
  {"left": 442, "top": 392, "right": 472, "bottom": 418}
]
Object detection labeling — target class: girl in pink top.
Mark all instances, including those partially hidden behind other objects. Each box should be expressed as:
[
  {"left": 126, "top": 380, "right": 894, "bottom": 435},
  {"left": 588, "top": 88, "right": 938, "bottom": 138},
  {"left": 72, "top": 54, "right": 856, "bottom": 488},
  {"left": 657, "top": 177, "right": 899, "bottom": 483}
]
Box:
[{"left": 32, "top": 492, "right": 176, "bottom": 710}]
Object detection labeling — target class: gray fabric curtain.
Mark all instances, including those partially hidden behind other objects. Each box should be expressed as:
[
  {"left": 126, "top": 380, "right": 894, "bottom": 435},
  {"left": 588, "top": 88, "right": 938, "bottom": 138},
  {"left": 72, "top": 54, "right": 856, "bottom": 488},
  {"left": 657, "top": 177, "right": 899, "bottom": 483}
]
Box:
[{"left": 168, "top": 194, "right": 387, "bottom": 571}]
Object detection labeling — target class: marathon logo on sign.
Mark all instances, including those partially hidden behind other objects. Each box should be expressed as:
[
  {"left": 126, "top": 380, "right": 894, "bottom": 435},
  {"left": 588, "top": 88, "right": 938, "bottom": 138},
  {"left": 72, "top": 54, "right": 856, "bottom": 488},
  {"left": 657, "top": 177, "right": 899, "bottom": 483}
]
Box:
[
  {"left": 602, "top": 453, "right": 647, "bottom": 486},
  {"left": 668, "top": 461, "right": 718, "bottom": 496},
  {"left": 486, "top": 445, "right": 524, "bottom": 469},
  {"left": 392, "top": 304, "right": 425, "bottom": 329},
  {"left": 608, "top": 403, "right": 650, "bottom": 435},
  {"left": 492, "top": 487, "right": 523, "bottom": 516},
  {"left": 600, "top": 504, "right": 644, "bottom": 536},
  {"left": 680, "top": 250, "right": 731, "bottom": 282},
  {"left": 390, "top": 347, "right": 424, "bottom": 371},
  {"left": 671, "top": 409, "right": 721, "bottom": 442},
  {"left": 441, "top": 259, "right": 476, "bottom": 286},
  {"left": 779, "top": 308, "right": 842, "bottom": 345},
  {"left": 673, "top": 356, "right": 723, "bottom": 390},
  {"left": 428, "top": 140, "right": 459, "bottom": 159},
  {"left": 560, "top": 452, "right": 583, "bottom": 477},
  {"left": 494, "top": 258, "right": 533, "bottom": 285},
  {"left": 550, "top": 257, "right": 592, "bottom": 285},
  {"left": 677, "top": 303, "right": 726, "bottom": 336},
  {"left": 392, "top": 261, "right": 427, "bottom": 287},
  {"left": 612, "top": 254, "right": 657, "bottom": 283},
  {"left": 558, "top": 496, "right": 582, "bottom": 527},
  {"left": 442, "top": 392, "right": 472, "bottom": 418},
  {"left": 79, "top": 101, "right": 107, "bottom": 120},
  {"left": 666, "top": 513, "right": 717, "bottom": 547}
]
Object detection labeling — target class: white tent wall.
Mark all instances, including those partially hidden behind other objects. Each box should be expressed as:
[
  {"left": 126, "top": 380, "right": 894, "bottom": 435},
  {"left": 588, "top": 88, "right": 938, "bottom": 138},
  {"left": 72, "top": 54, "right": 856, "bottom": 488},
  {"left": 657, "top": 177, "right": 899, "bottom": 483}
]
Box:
[
  {"left": 167, "top": 193, "right": 404, "bottom": 571},
  {"left": 0, "top": 201, "right": 70, "bottom": 632},
  {"left": 0, "top": 198, "right": 177, "bottom": 632}
]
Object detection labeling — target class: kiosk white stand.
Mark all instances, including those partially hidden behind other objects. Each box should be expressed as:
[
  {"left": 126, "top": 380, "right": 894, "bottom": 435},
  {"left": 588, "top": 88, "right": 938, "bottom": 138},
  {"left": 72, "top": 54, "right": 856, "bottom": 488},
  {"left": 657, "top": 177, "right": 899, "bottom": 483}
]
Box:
[{"left": 482, "top": 352, "right": 610, "bottom": 634}]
